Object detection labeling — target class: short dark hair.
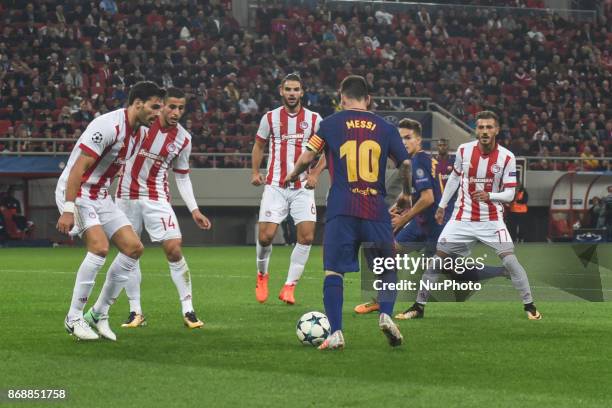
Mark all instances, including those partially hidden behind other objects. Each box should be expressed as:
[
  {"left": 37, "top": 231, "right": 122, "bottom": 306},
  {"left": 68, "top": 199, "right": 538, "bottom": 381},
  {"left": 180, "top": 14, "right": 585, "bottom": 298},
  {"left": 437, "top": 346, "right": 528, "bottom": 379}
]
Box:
[
  {"left": 438, "top": 138, "right": 449, "bottom": 144},
  {"left": 339, "top": 75, "right": 369, "bottom": 101},
  {"left": 165, "top": 87, "right": 186, "bottom": 100},
  {"left": 475, "top": 110, "right": 499, "bottom": 125},
  {"left": 281, "top": 73, "right": 303, "bottom": 87},
  {"left": 128, "top": 81, "right": 166, "bottom": 105},
  {"left": 398, "top": 118, "right": 422, "bottom": 137}
]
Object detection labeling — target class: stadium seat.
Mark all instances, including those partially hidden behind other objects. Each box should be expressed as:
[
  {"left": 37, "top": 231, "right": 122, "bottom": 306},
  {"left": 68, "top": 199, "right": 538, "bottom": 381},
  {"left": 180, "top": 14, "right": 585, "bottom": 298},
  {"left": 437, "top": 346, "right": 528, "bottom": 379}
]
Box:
[
  {"left": 55, "top": 98, "right": 68, "bottom": 109},
  {"left": 0, "top": 120, "right": 12, "bottom": 135}
]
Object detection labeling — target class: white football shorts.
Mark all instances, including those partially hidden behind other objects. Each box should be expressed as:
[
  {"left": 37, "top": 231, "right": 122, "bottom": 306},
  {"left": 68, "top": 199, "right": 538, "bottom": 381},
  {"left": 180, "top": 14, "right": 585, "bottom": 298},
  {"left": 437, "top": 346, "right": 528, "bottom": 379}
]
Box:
[
  {"left": 258, "top": 185, "right": 316, "bottom": 225},
  {"left": 437, "top": 219, "right": 514, "bottom": 256},
  {"left": 116, "top": 198, "right": 182, "bottom": 242},
  {"left": 55, "top": 190, "right": 131, "bottom": 239}
]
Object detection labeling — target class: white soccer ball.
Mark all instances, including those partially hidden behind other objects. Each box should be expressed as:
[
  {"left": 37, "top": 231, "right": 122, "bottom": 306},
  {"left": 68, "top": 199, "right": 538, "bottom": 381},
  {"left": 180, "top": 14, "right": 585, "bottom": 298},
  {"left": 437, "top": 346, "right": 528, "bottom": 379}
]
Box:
[{"left": 296, "top": 311, "right": 331, "bottom": 346}]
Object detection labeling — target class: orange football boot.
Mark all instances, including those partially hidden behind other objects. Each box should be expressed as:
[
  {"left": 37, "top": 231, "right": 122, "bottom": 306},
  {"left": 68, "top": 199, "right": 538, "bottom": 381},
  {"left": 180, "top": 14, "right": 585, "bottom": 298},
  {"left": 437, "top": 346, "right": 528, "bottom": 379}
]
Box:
[
  {"left": 353, "top": 299, "right": 380, "bottom": 314},
  {"left": 278, "top": 284, "right": 296, "bottom": 305},
  {"left": 256, "top": 272, "right": 269, "bottom": 303}
]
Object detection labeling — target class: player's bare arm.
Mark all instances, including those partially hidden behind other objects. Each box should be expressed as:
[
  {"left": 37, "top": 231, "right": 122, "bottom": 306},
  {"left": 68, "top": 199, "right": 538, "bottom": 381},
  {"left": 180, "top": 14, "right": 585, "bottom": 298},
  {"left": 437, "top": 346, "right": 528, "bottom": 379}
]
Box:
[
  {"left": 56, "top": 152, "right": 95, "bottom": 234},
  {"left": 284, "top": 148, "right": 317, "bottom": 186},
  {"left": 305, "top": 154, "right": 326, "bottom": 189},
  {"left": 389, "top": 160, "right": 412, "bottom": 214},
  {"left": 191, "top": 209, "right": 212, "bottom": 230},
  {"left": 251, "top": 138, "right": 266, "bottom": 186},
  {"left": 392, "top": 188, "right": 434, "bottom": 232}
]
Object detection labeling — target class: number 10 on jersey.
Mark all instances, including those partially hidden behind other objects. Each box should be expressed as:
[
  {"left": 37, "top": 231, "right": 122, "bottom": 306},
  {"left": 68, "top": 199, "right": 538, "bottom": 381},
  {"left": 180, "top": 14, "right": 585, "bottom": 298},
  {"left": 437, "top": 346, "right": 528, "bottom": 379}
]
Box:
[{"left": 339, "top": 140, "right": 381, "bottom": 182}]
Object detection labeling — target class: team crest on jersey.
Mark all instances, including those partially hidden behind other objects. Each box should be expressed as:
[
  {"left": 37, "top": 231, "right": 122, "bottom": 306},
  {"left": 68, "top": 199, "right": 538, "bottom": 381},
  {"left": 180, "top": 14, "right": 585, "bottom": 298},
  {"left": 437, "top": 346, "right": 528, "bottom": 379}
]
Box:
[
  {"left": 299, "top": 121, "right": 309, "bottom": 130},
  {"left": 416, "top": 168, "right": 425, "bottom": 177},
  {"left": 167, "top": 143, "right": 177, "bottom": 153},
  {"left": 92, "top": 132, "right": 103, "bottom": 144},
  {"left": 491, "top": 164, "right": 501, "bottom": 174}
]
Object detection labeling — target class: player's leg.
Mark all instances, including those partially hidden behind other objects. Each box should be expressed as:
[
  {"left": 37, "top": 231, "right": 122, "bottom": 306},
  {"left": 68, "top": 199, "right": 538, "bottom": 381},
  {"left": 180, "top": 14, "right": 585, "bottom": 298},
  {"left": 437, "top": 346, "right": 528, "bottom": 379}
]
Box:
[
  {"left": 162, "top": 238, "right": 204, "bottom": 328},
  {"left": 396, "top": 220, "right": 473, "bottom": 320},
  {"left": 87, "top": 202, "right": 143, "bottom": 340},
  {"left": 65, "top": 223, "right": 108, "bottom": 340},
  {"left": 255, "top": 185, "right": 287, "bottom": 303},
  {"left": 453, "top": 262, "right": 508, "bottom": 282},
  {"left": 279, "top": 221, "right": 313, "bottom": 304},
  {"left": 256, "top": 222, "right": 277, "bottom": 303},
  {"left": 318, "top": 216, "right": 359, "bottom": 350},
  {"left": 481, "top": 221, "right": 541, "bottom": 319},
  {"left": 355, "top": 220, "right": 425, "bottom": 315},
  {"left": 61, "top": 196, "right": 108, "bottom": 340},
  {"left": 319, "top": 271, "right": 346, "bottom": 350},
  {"left": 280, "top": 189, "right": 316, "bottom": 304},
  {"left": 115, "top": 199, "right": 146, "bottom": 328},
  {"left": 364, "top": 220, "right": 403, "bottom": 347}
]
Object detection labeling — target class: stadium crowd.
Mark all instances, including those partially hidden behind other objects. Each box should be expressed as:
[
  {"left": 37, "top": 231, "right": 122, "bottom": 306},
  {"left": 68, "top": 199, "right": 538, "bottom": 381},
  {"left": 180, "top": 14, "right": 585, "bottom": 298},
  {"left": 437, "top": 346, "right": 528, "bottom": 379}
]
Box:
[{"left": 0, "top": 0, "right": 610, "bottom": 170}]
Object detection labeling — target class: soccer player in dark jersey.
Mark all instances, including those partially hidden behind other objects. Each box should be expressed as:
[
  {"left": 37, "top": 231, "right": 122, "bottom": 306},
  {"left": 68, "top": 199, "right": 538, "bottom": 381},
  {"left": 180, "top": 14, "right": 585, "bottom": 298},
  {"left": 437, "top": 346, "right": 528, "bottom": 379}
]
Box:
[{"left": 284, "top": 75, "right": 412, "bottom": 350}]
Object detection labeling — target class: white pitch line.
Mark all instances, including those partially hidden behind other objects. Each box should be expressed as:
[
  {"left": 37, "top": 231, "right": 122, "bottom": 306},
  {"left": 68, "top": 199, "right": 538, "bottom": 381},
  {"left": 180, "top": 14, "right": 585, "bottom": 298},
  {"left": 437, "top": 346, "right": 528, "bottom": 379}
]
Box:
[{"left": 0, "top": 269, "right": 324, "bottom": 281}]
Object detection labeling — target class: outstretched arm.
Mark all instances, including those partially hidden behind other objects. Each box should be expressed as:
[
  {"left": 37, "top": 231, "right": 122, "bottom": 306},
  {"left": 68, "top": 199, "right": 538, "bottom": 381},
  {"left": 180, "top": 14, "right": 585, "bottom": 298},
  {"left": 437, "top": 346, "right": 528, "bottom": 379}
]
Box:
[
  {"left": 284, "top": 149, "right": 318, "bottom": 186},
  {"left": 305, "top": 154, "right": 327, "bottom": 189}
]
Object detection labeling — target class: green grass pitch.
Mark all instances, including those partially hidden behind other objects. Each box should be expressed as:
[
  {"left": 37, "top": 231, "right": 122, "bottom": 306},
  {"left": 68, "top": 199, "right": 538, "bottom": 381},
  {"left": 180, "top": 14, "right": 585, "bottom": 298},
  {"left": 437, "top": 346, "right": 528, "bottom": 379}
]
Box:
[{"left": 1, "top": 246, "right": 611, "bottom": 408}]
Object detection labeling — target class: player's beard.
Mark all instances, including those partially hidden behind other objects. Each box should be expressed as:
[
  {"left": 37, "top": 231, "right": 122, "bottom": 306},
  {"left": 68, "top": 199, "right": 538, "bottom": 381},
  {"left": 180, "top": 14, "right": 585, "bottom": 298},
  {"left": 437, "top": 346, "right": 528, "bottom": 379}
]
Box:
[
  {"left": 282, "top": 96, "right": 301, "bottom": 111},
  {"left": 478, "top": 134, "right": 496, "bottom": 150}
]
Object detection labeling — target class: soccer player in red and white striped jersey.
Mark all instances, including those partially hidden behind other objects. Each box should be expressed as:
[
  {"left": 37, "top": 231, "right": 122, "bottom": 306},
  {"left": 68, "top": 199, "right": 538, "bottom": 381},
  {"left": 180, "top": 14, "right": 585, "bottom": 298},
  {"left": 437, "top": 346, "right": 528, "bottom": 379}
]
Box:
[
  {"left": 55, "top": 81, "right": 165, "bottom": 340},
  {"left": 251, "top": 73, "right": 326, "bottom": 305},
  {"left": 415, "top": 111, "right": 541, "bottom": 320},
  {"left": 113, "top": 87, "right": 211, "bottom": 329}
]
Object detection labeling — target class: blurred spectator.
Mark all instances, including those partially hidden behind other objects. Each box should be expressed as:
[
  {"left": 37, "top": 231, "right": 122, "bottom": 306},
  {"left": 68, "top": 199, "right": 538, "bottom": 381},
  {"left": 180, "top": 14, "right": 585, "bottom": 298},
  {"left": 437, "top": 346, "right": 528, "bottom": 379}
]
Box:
[
  {"left": 0, "top": 0, "right": 609, "bottom": 170},
  {"left": 0, "top": 186, "right": 34, "bottom": 234},
  {"left": 508, "top": 183, "right": 529, "bottom": 242},
  {"left": 588, "top": 197, "right": 606, "bottom": 229},
  {"left": 238, "top": 92, "right": 258, "bottom": 115},
  {"left": 581, "top": 146, "right": 598, "bottom": 170},
  {"left": 100, "top": 0, "right": 118, "bottom": 15},
  {"left": 606, "top": 186, "right": 612, "bottom": 241}
]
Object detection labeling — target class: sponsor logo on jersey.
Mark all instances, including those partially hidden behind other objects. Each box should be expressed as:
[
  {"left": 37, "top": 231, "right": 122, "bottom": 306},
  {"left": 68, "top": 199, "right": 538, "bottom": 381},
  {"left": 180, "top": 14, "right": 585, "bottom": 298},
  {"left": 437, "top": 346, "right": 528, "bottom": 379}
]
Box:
[
  {"left": 281, "top": 133, "right": 305, "bottom": 140},
  {"left": 509, "top": 171, "right": 516, "bottom": 176},
  {"left": 138, "top": 150, "right": 164, "bottom": 162},
  {"left": 468, "top": 177, "right": 494, "bottom": 184},
  {"left": 351, "top": 187, "right": 378, "bottom": 196}
]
